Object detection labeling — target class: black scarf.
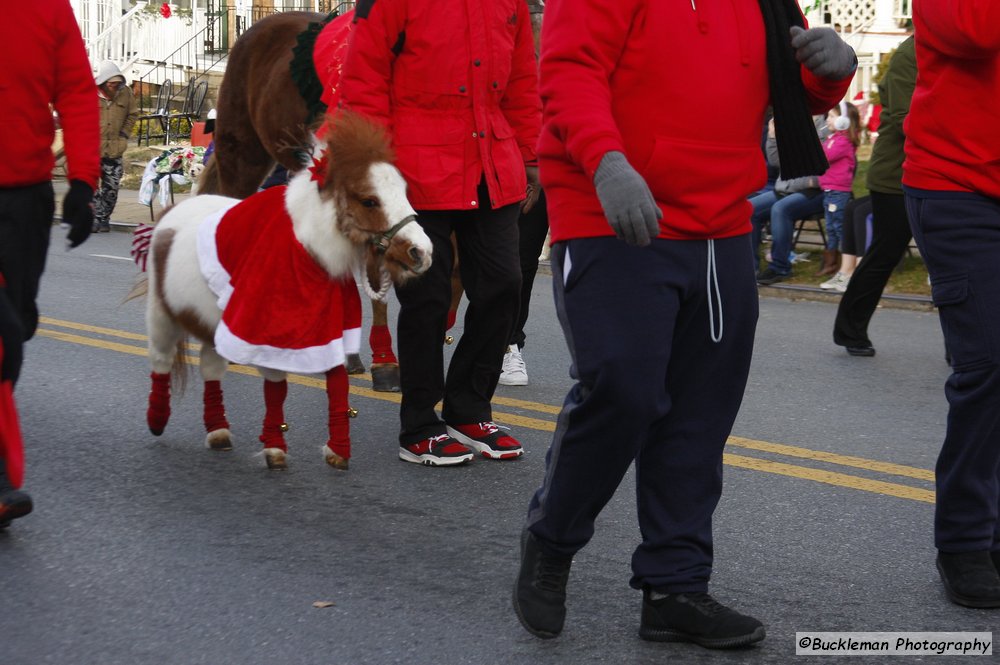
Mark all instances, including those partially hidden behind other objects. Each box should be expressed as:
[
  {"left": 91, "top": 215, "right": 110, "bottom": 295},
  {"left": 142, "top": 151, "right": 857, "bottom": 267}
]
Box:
[{"left": 757, "top": 0, "right": 829, "bottom": 179}]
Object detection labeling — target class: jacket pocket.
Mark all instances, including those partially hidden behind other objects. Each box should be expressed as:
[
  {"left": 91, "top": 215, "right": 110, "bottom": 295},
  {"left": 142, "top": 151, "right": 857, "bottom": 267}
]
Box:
[
  {"left": 640, "top": 136, "right": 763, "bottom": 225},
  {"left": 931, "top": 273, "right": 993, "bottom": 370}
]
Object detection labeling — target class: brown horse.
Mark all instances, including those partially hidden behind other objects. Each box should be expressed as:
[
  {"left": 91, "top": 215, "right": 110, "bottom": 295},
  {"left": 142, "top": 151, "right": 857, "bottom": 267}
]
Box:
[
  {"left": 145, "top": 111, "right": 432, "bottom": 470},
  {"left": 198, "top": 10, "right": 424, "bottom": 392}
]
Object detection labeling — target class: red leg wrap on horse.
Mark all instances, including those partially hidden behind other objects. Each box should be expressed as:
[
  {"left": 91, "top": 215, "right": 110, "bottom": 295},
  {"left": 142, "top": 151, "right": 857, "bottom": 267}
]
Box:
[
  {"left": 259, "top": 379, "right": 288, "bottom": 451},
  {"left": 325, "top": 366, "right": 351, "bottom": 460},
  {"left": 369, "top": 324, "right": 397, "bottom": 365},
  {"left": 446, "top": 309, "right": 457, "bottom": 331},
  {"left": 147, "top": 372, "right": 171, "bottom": 435},
  {"left": 202, "top": 380, "right": 230, "bottom": 432}
]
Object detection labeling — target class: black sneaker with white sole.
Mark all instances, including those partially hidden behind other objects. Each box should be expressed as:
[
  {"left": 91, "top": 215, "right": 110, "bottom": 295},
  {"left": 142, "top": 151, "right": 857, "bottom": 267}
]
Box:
[{"left": 639, "top": 589, "right": 765, "bottom": 649}]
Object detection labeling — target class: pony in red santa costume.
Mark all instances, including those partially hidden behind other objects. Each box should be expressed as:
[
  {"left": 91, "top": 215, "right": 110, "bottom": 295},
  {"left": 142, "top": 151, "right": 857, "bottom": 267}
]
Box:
[{"left": 141, "top": 111, "right": 432, "bottom": 470}]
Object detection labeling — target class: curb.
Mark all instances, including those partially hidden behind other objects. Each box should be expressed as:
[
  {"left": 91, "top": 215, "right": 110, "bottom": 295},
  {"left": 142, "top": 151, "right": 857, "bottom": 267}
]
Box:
[{"left": 537, "top": 260, "right": 934, "bottom": 312}]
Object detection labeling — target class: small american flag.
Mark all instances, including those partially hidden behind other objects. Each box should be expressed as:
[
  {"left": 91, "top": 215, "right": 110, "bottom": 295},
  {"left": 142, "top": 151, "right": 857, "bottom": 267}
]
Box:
[{"left": 131, "top": 223, "right": 154, "bottom": 272}]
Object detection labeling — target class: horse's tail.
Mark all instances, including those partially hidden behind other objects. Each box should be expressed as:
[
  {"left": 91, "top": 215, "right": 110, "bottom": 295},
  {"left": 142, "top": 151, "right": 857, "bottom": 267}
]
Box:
[
  {"left": 171, "top": 336, "right": 190, "bottom": 396},
  {"left": 196, "top": 154, "right": 222, "bottom": 195},
  {"left": 123, "top": 272, "right": 148, "bottom": 304}
]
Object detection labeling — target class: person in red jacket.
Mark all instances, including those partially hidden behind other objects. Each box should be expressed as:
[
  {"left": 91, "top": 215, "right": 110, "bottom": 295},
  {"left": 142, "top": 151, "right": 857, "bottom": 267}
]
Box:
[
  {"left": 513, "top": 0, "right": 854, "bottom": 648},
  {"left": 902, "top": 1, "right": 1000, "bottom": 609},
  {"left": 0, "top": 0, "right": 100, "bottom": 526},
  {"left": 339, "top": 0, "right": 541, "bottom": 466}
]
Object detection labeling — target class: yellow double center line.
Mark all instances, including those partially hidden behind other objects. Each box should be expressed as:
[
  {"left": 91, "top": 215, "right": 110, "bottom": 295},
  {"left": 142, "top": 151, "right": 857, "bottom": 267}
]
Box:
[{"left": 36, "top": 316, "right": 936, "bottom": 504}]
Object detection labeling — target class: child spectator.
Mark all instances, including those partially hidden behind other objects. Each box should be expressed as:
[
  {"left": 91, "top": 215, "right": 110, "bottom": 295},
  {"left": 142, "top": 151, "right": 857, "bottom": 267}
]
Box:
[{"left": 816, "top": 101, "right": 860, "bottom": 284}]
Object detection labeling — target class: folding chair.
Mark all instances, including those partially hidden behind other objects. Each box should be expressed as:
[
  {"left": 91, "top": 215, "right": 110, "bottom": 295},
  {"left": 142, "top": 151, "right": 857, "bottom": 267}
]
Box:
[
  {"left": 792, "top": 210, "right": 828, "bottom": 251},
  {"left": 168, "top": 80, "right": 209, "bottom": 140},
  {"left": 137, "top": 79, "right": 173, "bottom": 146}
]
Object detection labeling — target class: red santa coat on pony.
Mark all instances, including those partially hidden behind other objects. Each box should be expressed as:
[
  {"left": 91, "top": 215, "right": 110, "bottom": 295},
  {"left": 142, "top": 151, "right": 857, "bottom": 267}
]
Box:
[{"left": 196, "top": 186, "right": 362, "bottom": 374}]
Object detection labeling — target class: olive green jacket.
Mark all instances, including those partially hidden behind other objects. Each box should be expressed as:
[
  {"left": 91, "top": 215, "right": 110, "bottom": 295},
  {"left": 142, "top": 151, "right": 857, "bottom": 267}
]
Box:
[
  {"left": 99, "top": 85, "right": 138, "bottom": 159},
  {"left": 866, "top": 36, "right": 916, "bottom": 195}
]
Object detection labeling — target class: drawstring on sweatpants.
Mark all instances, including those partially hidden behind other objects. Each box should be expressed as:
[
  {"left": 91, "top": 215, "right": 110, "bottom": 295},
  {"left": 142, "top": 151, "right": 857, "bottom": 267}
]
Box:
[{"left": 706, "top": 239, "right": 723, "bottom": 343}]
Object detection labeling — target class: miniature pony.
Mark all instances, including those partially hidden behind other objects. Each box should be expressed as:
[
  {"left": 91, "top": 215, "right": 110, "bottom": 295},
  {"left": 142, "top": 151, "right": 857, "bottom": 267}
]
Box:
[{"left": 143, "top": 111, "right": 432, "bottom": 470}]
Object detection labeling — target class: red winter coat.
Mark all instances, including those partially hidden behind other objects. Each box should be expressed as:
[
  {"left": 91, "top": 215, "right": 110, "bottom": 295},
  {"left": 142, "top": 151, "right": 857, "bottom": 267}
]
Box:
[
  {"left": 0, "top": 0, "right": 100, "bottom": 188},
  {"left": 903, "top": 1, "right": 1000, "bottom": 199},
  {"left": 339, "top": 0, "right": 540, "bottom": 211},
  {"left": 539, "top": 0, "right": 850, "bottom": 242}
]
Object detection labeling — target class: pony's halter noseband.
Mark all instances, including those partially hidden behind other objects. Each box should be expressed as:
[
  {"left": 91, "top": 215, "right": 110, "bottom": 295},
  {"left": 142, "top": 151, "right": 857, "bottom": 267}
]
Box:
[{"left": 365, "top": 214, "right": 417, "bottom": 254}]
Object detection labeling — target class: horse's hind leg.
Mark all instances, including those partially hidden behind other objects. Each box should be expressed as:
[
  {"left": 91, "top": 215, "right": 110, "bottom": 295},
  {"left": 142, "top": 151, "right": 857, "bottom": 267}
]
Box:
[
  {"left": 257, "top": 368, "right": 289, "bottom": 470},
  {"left": 146, "top": 301, "right": 182, "bottom": 436},
  {"left": 323, "top": 365, "right": 351, "bottom": 470},
  {"left": 200, "top": 343, "right": 232, "bottom": 451},
  {"left": 369, "top": 299, "right": 400, "bottom": 392}
]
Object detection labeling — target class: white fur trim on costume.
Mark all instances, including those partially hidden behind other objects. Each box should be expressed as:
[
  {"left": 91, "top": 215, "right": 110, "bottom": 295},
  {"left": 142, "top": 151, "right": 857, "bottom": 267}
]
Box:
[
  {"left": 215, "top": 320, "right": 361, "bottom": 374},
  {"left": 196, "top": 208, "right": 237, "bottom": 310}
]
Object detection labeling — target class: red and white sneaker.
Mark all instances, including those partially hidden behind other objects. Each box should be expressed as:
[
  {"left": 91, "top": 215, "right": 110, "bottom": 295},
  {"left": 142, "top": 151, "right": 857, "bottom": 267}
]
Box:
[
  {"left": 447, "top": 421, "right": 523, "bottom": 460},
  {"left": 399, "top": 434, "right": 474, "bottom": 466}
]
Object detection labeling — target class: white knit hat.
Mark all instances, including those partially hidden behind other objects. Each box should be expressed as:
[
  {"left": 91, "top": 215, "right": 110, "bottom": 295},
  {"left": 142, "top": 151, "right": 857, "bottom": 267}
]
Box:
[{"left": 95, "top": 60, "right": 127, "bottom": 85}]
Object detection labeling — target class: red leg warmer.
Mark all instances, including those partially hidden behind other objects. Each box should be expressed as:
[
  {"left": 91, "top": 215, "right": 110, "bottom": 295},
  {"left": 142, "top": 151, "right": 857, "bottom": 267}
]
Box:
[
  {"left": 325, "top": 366, "right": 350, "bottom": 460},
  {"left": 259, "top": 379, "right": 288, "bottom": 451},
  {"left": 147, "top": 372, "right": 171, "bottom": 436},
  {"left": 202, "top": 380, "right": 230, "bottom": 433},
  {"left": 369, "top": 324, "right": 397, "bottom": 365}
]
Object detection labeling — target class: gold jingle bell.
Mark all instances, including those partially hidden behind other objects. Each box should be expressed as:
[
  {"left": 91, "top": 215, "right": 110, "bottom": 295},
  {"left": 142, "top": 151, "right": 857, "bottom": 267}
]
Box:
[
  {"left": 279, "top": 423, "right": 290, "bottom": 432},
  {"left": 444, "top": 335, "right": 454, "bottom": 345},
  {"left": 347, "top": 406, "right": 359, "bottom": 418}
]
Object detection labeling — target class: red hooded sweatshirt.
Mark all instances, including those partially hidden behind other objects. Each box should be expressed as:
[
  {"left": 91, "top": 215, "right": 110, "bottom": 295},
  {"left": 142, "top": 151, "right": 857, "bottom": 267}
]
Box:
[
  {"left": 902, "top": 1, "right": 1000, "bottom": 198},
  {"left": 0, "top": 0, "right": 100, "bottom": 188},
  {"left": 539, "top": 0, "right": 850, "bottom": 242}
]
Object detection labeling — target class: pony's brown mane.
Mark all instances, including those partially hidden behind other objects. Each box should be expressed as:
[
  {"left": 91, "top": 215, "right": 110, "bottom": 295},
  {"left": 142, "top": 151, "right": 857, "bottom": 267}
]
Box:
[{"left": 320, "top": 111, "right": 394, "bottom": 194}]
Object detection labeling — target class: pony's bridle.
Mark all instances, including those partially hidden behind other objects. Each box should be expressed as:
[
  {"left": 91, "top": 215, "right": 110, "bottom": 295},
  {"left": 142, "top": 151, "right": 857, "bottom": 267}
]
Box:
[{"left": 366, "top": 213, "right": 418, "bottom": 254}]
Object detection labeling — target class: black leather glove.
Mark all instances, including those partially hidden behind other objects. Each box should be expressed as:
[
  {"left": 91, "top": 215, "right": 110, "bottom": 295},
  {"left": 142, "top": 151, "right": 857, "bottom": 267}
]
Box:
[
  {"left": 522, "top": 165, "right": 541, "bottom": 214},
  {"left": 63, "top": 180, "right": 95, "bottom": 249}
]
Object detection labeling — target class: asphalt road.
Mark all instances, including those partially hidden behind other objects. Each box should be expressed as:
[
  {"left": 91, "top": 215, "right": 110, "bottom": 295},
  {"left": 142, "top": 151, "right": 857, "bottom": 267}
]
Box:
[{"left": 1, "top": 227, "right": 994, "bottom": 665}]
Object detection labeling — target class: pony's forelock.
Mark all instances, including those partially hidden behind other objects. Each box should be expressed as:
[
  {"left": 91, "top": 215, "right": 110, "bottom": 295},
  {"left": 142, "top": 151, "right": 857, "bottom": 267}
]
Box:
[{"left": 319, "top": 111, "right": 394, "bottom": 192}]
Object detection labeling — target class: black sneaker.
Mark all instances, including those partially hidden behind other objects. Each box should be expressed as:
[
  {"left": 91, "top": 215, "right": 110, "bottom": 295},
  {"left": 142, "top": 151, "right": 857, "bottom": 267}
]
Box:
[
  {"left": 513, "top": 530, "right": 573, "bottom": 639},
  {"left": 0, "top": 462, "right": 33, "bottom": 529},
  {"left": 639, "top": 589, "right": 765, "bottom": 649},
  {"left": 0, "top": 488, "right": 32, "bottom": 528},
  {"left": 755, "top": 267, "right": 789, "bottom": 286},
  {"left": 937, "top": 551, "right": 1000, "bottom": 608},
  {"left": 846, "top": 345, "right": 876, "bottom": 357}
]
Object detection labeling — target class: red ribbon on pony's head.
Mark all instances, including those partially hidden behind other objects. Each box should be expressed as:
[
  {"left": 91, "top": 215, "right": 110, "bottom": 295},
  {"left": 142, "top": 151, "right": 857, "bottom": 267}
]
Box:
[{"left": 309, "top": 149, "right": 331, "bottom": 186}]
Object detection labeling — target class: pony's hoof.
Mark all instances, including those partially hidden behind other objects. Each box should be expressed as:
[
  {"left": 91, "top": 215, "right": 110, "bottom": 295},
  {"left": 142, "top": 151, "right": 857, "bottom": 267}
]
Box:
[
  {"left": 371, "top": 363, "right": 400, "bottom": 392},
  {"left": 148, "top": 426, "right": 165, "bottom": 436},
  {"left": 205, "top": 429, "right": 233, "bottom": 451},
  {"left": 263, "top": 448, "right": 287, "bottom": 470},
  {"left": 345, "top": 353, "right": 366, "bottom": 375},
  {"left": 324, "top": 450, "right": 349, "bottom": 470}
]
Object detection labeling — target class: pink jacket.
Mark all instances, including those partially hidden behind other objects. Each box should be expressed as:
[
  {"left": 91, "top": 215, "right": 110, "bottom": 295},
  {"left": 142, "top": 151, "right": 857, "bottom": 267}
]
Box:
[{"left": 818, "top": 131, "right": 856, "bottom": 192}]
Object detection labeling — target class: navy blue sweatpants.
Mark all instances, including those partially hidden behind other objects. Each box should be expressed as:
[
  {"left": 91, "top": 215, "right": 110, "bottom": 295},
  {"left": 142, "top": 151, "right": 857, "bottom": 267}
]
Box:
[
  {"left": 905, "top": 192, "right": 1000, "bottom": 554},
  {"left": 526, "top": 234, "right": 758, "bottom": 593}
]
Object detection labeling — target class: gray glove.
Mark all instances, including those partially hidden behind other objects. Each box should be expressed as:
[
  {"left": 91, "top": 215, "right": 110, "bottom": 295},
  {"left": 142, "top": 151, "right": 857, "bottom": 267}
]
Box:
[
  {"left": 593, "top": 152, "right": 662, "bottom": 247},
  {"left": 789, "top": 26, "right": 858, "bottom": 81}
]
